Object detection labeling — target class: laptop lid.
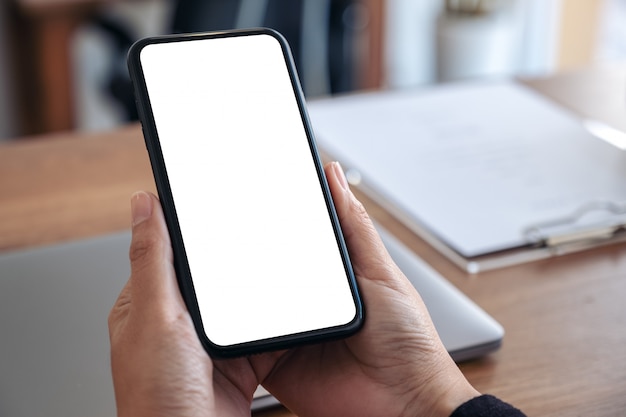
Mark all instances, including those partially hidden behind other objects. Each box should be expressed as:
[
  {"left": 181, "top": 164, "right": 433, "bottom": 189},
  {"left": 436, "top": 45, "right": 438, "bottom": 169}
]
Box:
[{"left": 0, "top": 233, "right": 127, "bottom": 417}]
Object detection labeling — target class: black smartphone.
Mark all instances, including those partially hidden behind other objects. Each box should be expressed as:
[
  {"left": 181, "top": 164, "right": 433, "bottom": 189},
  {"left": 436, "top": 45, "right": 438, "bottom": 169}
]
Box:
[{"left": 127, "top": 28, "right": 363, "bottom": 357}]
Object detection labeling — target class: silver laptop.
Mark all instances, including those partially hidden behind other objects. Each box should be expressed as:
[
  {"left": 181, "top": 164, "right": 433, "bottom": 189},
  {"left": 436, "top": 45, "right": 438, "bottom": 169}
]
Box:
[{"left": 0, "top": 227, "right": 502, "bottom": 416}]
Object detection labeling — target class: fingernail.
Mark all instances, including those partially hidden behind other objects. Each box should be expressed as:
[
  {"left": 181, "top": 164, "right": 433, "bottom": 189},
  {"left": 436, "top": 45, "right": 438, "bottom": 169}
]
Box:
[
  {"left": 131, "top": 191, "right": 153, "bottom": 226},
  {"left": 333, "top": 161, "right": 349, "bottom": 191}
]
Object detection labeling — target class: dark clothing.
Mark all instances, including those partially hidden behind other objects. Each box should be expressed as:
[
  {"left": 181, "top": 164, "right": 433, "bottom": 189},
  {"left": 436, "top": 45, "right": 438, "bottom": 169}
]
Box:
[{"left": 451, "top": 395, "right": 526, "bottom": 417}]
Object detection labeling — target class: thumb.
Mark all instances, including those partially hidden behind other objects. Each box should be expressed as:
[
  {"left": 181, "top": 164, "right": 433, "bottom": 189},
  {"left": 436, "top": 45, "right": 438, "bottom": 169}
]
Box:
[
  {"left": 324, "top": 162, "right": 399, "bottom": 283},
  {"left": 127, "top": 191, "right": 183, "bottom": 317}
]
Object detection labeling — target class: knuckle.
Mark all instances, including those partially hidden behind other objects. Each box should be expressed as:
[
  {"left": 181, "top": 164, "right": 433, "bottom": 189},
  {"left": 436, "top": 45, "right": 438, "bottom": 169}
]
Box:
[
  {"left": 129, "top": 231, "right": 162, "bottom": 265},
  {"left": 350, "top": 195, "right": 370, "bottom": 222}
]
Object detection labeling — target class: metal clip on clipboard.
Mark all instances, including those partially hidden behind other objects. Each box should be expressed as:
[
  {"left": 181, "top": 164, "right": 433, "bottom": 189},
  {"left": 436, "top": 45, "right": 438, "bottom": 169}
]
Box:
[
  {"left": 523, "top": 201, "right": 626, "bottom": 249},
  {"left": 456, "top": 202, "right": 626, "bottom": 275}
]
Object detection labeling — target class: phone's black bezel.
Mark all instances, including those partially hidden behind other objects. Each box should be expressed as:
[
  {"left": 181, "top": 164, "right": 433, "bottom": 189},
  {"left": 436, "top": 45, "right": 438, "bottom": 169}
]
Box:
[{"left": 127, "top": 28, "right": 364, "bottom": 358}]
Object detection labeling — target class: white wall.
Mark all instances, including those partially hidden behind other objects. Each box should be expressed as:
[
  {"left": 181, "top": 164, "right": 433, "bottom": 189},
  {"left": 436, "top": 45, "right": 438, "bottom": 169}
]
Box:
[
  {"left": 597, "top": 0, "right": 626, "bottom": 62},
  {"left": 384, "top": 0, "right": 442, "bottom": 88},
  {"left": 383, "top": 0, "right": 562, "bottom": 88},
  {"left": 516, "top": 0, "right": 562, "bottom": 75}
]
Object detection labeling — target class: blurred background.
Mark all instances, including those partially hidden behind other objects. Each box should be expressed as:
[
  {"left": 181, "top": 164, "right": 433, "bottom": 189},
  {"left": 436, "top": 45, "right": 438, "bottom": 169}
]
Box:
[{"left": 0, "top": 0, "right": 624, "bottom": 142}]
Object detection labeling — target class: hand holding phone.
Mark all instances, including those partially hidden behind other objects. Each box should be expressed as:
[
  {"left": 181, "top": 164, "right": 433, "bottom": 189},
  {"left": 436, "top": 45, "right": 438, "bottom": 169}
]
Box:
[{"left": 127, "top": 29, "right": 363, "bottom": 357}]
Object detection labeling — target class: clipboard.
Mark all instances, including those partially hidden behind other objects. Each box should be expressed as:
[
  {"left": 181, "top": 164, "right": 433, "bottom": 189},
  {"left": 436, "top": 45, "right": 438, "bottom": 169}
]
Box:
[{"left": 307, "top": 80, "right": 626, "bottom": 273}]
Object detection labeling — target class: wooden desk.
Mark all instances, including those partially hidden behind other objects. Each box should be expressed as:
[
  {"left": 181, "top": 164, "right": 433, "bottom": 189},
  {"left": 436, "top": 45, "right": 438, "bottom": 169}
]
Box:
[{"left": 1, "top": 66, "right": 626, "bottom": 416}]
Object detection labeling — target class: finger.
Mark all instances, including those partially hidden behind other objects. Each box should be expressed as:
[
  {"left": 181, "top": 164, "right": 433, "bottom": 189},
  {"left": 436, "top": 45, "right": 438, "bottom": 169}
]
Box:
[
  {"left": 128, "top": 191, "right": 185, "bottom": 317},
  {"left": 324, "top": 162, "right": 397, "bottom": 281}
]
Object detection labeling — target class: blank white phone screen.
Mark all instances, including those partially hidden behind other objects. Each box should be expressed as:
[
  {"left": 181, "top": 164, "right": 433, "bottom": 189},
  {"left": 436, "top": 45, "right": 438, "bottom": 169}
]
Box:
[{"left": 139, "top": 33, "right": 357, "bottom": 347}]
